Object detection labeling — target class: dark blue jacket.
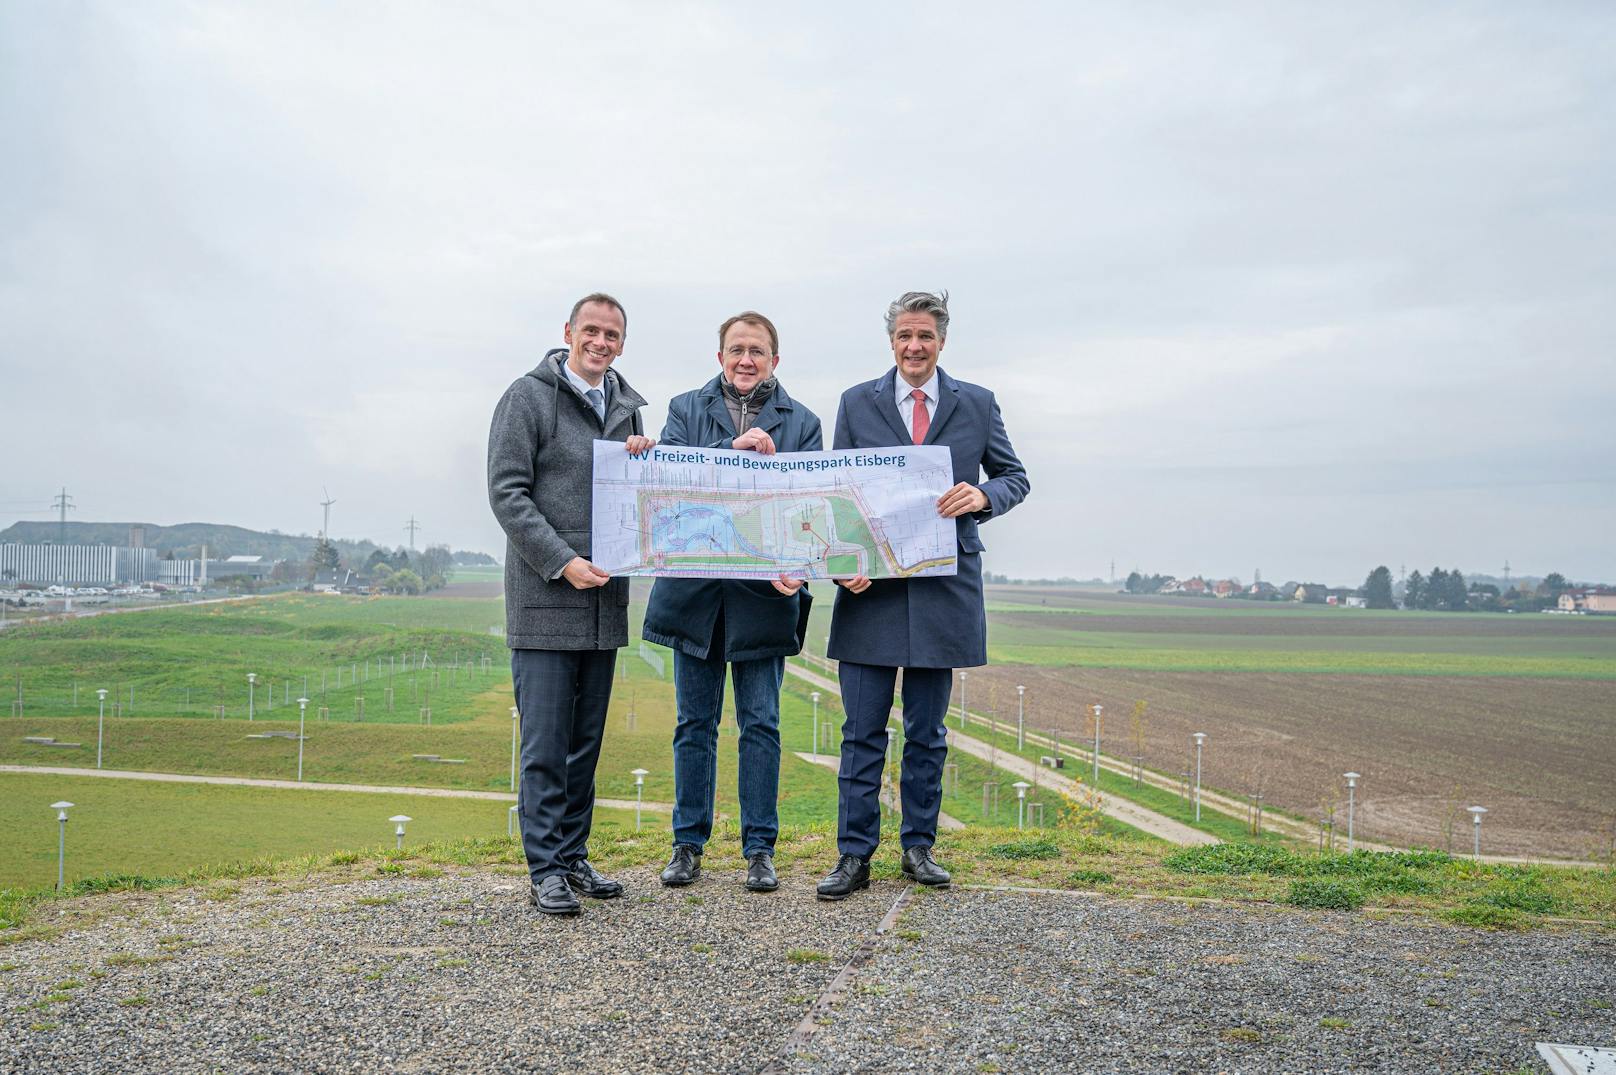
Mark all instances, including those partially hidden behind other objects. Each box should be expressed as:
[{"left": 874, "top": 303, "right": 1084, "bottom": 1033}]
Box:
[
  {"left": 641, "top": 375, "right": 825, "bottom": 661},
  {"left": 826, "top": 367, "right": 1028, "bottom": 668}
]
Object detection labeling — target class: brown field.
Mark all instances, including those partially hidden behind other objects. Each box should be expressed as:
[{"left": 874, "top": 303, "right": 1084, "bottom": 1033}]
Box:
[{"left": 963, "top": 665, "right": 1616, "bottom": 861}]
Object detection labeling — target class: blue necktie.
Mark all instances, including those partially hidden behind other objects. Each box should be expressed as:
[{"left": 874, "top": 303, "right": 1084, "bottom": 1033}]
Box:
[{"left": 586, "top": 387, "right": 605, "bottom": 423}]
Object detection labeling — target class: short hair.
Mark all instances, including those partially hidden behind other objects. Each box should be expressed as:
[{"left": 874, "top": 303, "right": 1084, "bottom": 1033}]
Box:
[
  {"left": 884, "top": 290, "right": 950, "bottom": 340},
  {"left": 718, "top": 311, "right": 779, "bottom": 355},
  {"left": 569, "top": 292, "right": 628, "bottom": 334}
]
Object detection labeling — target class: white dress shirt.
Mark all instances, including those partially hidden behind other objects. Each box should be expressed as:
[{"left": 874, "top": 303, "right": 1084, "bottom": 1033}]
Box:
[
  {"left": 562, "top": 362, "right": 604, "bottom": 398},
  {"left": 895, "top": 371, "right": 938, "bottom": 435}
]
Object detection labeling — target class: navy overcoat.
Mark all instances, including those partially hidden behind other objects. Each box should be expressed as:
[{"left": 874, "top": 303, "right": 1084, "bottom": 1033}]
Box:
[
  {"left": 826, "top": 367, "right": 1028, "bottom": 669},
  {"left": 641, "top": 375, "right": 824, "bottom": 661}
]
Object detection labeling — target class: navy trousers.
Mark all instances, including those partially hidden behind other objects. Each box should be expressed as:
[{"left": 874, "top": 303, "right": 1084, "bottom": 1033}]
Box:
[
  {"left": 835, "top": 661, "right": 952, "bottom": 858},
  {"left": 511, "top": 648, "right": 617, "bottom": 880}
]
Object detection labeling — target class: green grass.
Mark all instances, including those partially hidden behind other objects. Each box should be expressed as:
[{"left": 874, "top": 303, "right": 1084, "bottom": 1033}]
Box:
[
  {"left": 0, "top": 593, "right": 509, "bottom": 724},
  {"left": 801, "top": 587, "right": 1616, "bottom": 679},
  {"left": 0, "top": 769, "right": 664, "bottom": 890},
  {"left": 4, "top": 822, "right": 1609, "bottom": 945}
]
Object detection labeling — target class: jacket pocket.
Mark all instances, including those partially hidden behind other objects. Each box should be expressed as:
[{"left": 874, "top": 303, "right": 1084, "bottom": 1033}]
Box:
[
  {"left": 525, "top": 578, "right": 590, "bottom": 608},
  {"left": 959, "top": 532, "right": 986, "bottom": 554}
]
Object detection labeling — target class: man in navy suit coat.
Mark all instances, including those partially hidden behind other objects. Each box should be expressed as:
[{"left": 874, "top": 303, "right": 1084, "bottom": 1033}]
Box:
[{"left": 817, "top": 290, "right": 1030, "bottom": 900}]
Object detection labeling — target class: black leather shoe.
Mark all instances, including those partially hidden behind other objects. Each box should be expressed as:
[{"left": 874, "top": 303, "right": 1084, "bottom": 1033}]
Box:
[
  {"left": 901, "top": 846, "right": 952, "bottom": 887},
  {"left": 529, "top": 875, "right": 580, "bottom": 916},
  {"left": 660, "top": 845, "right": 702, "bottom": 887},
  {"left": 815, "top": 853, "right": 870, "bottom": 901},
  {"left": 745, "top": 852, "right": 778, "bottom": 893},
  {"left": 565, "top": 859, "right": 624, "bottom": 899}
]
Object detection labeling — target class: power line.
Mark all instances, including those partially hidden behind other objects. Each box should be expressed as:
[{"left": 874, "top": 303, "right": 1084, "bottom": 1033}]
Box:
[
  {"left": 51, "top": 487, "right": 74, "bottom": 542},
  {"left": 404, "top": 516, "right": 421, "bottom": 551}
]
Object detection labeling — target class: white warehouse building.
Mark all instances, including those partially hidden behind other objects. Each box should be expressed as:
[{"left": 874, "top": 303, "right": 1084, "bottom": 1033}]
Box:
[{"left": 0, "top": 543, "right": 159, "bottom": 586}]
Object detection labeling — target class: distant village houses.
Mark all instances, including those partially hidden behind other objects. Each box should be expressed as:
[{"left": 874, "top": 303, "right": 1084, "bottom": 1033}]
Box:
[{"left": 1558, "top": 589, "right": 1616, "bottom": 614}]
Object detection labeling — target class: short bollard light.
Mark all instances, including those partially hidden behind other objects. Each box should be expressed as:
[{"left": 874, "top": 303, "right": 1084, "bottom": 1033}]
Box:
[
  {"left": 509, "top": 706, "right": 520, "bottom": 793},
  {"left": 1012, "top": 780, "right": 1031, "bottom": 829},
  {"left": 51, "top": 801, "right": 74, "bottom": 891},
  {"left": 508, "top": 803, "right": 519, "bottom": 838},
  {"left": 296, "top": 697, "right": 309, "bottom": 782},
  {"left": 95, "top": 688, "right": 108, "bottom": 769},
  {"left": 1343, "top": 771, "right": 1361, "bottom": 851},
  {"left": 631, "top": 768, "right": 649, "bottom": 831},
  {"left": 1015, "top": 684, "right": 1026, "bottom": 751},
  {"left": 1092, "top": 703, "right": 1104, "bottom": 787},
  {"left": 958, "top": 670, "right": 969, "bottom": 729},
  {"left": 390, "top": 814, "right": 412, "bottom": 850},
  {"left": 811, "top": 692, "right": 821, "bottom": 756},
  {"left": 1467, "top": 805, "right": 1488, "bottom": 857},
  {"left": 1192, "top": 732, "right": 1207, "bottom": 822},
  {"left": 247, "top": 672, "right": 258, "bottom": 721}
]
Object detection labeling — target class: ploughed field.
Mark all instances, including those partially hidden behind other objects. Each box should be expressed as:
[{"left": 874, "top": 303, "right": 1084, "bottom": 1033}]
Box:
[{"left": 964, "top": 587, "right": 1616, "bottom": 860}]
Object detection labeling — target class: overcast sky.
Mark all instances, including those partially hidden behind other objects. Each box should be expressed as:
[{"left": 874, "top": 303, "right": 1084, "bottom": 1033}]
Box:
[{"left": 2, "top": 3, "right": 1612, "bottom": 585}]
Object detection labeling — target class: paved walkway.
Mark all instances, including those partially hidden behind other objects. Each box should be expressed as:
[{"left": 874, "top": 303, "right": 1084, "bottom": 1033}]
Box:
[
  {"left": 784, "top": 663, "right": 1213, "bottom": 846},
  {"left": 0, "top": 765, "right": 671, "bottom": 813},
  {"left": 792, "top": 752, "right": 965, "bottom": 831},
  {"left": 2, "top": 865, "right": 1608, "bottom": 1073}
]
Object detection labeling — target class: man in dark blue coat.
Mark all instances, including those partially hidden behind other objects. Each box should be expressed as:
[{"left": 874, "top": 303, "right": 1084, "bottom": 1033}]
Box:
[
  {"left": 641, "top": 311, "right": 823, "bottom": 893},
  {"left": 817, "top": 291, "right": 1029, "bottom": 899}
]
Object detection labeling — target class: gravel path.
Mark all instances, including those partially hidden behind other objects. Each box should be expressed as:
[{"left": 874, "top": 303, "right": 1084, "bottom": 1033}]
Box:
[
  {"left": 778, "top": 887, "right": 1616, "bottom": 1074},
  {"left": 3, "top": 869, "right": 1611, "bottom": 1073}
]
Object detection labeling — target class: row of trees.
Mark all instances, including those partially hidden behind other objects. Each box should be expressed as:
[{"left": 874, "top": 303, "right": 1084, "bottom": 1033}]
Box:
[{"left": 1363, "top": 566, "right": 1576, "bottom": 612}]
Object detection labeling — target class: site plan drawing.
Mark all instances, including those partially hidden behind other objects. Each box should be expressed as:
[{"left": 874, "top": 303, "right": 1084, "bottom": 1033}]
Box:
[{"left": 590, "top": 441, "right": 958, "bottom": 580}]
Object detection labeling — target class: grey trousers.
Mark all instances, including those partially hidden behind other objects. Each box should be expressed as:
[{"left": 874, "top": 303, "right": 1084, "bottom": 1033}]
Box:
[{"left": 511, "top": 647, "right": 618, "bottom": 880}]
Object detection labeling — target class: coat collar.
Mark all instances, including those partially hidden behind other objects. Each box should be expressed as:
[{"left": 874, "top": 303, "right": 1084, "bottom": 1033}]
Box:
[
  {"left": 871, "top": 366, "right": 958, "bottom": 445},
  {"left": 697, "top": 373, "right": 794, "bottom": 437},
  {"left": 533, "top": 350, "right": 647, "bottom": 423}
]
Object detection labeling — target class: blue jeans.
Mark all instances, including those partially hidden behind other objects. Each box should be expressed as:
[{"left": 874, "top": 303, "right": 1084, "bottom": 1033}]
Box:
[{"left": 671, "top": 649, "right": 784, "bottom": 858}]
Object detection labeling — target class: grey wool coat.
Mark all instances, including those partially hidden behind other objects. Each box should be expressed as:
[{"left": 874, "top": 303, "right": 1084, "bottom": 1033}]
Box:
[{"left": 488, "top": 349, "right": 647, "bottom": 650}]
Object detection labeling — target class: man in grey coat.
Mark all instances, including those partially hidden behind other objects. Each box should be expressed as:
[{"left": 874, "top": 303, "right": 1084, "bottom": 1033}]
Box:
[{"left": 488, "top": 292, "right": 653, "bottom": 915}]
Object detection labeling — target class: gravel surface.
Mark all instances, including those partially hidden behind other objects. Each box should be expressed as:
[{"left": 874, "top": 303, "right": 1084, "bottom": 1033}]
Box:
[
  {"left": 0, "top": 865, "right": 893, "bottom": 1074},
  {"left": 3, "top": 871, "right": 1611, "bottom": 1074},
  {"left": 778, "top": 887, "right": 1616, "bottom": 1074}
]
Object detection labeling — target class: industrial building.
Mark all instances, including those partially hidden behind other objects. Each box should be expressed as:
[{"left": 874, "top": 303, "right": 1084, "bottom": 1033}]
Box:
[{"left": 0, "top": 543, "right": 158, "bottom": 586}]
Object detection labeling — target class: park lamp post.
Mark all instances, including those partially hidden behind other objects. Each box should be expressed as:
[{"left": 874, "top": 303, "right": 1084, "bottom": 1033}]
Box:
[
  {"left": 631, "top": 769, "right": 649, "bottom": 831},
  {"left": 1012, "top": 780, "right": 1030, "bottom": 830},
  {"left": 390, "top": 815, "right": 412, "bottom": 850},
  {"left": 811, "top": 692, "right": 821, "bottom": 756},
  {"left": 509, "top": 707, "right": 520, "bottom": 793},
  {"left": 247, "top": 672, "right": 257, "bottom": 722},
  {"left": 296, "top": 697, "right": 309, "bottom": 782},
  {"left": 1467, "top": 806, "right": 1487, "bottom": 857},
  {"left": 1192, "top": 732, "right": 1207, "bottom": 822},
  {"left": 1016, "top": 685, "right": 1025, "bottom": 751},
  {"left": 1092, "top": 703, "right": 1104, "bottom": 787},
  {"left": 51, "top": 801, "right": 74, "bottom": 891},
  {"left": 959, "top": 671, "right": 968, "bottom": 729},
  {"left": 1343, "top": 772, "right": 1361, "bottom": 852},
  {"left": 95, "top": 688, "right": 108, "bottom": 769}
]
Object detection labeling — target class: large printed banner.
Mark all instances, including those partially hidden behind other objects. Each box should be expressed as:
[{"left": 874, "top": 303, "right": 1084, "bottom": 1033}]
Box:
[{"left": 590, "top": 440, "right": 959, "bottom": 580}]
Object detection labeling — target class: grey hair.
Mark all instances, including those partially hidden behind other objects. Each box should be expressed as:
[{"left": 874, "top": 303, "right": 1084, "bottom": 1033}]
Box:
[{"left": 884, "top": 290, "right": 950, "bottom": 339}]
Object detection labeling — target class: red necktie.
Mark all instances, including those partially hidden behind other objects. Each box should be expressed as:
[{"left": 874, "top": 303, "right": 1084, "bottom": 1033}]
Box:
[{"left": 910, "top": 388, "right": 930, "bottom": 444}]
